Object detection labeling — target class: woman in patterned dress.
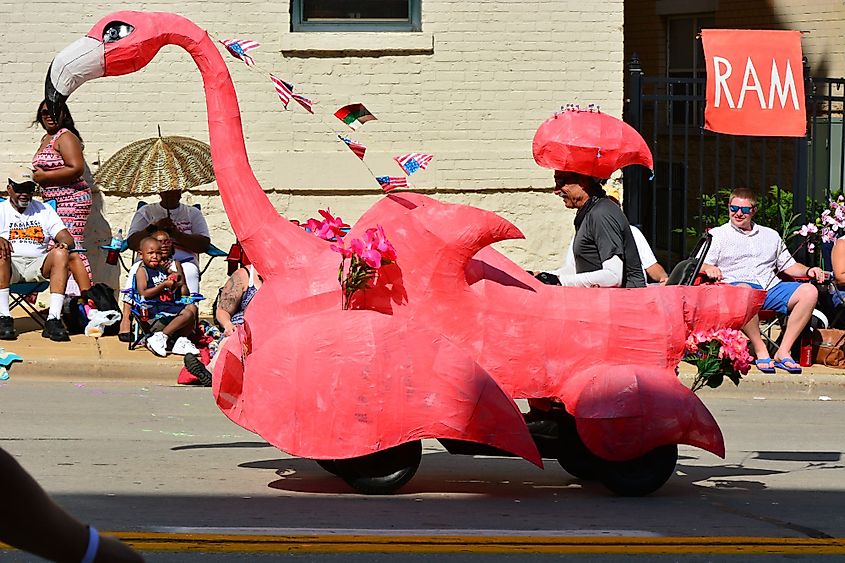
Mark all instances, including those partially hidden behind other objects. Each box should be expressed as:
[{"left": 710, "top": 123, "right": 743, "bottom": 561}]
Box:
[{"left": 31, "top": 100, "right": 92, "bottom": 294}]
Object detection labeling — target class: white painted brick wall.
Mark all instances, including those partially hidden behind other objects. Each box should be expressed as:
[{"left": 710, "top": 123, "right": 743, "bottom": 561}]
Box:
[{"left": 0, "top": 0, "right": 624, "bottom": 304}]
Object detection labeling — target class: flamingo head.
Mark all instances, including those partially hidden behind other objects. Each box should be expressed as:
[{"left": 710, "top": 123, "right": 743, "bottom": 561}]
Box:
[{"left": 45, "top": 11, "right": 198, "bottom": 122}]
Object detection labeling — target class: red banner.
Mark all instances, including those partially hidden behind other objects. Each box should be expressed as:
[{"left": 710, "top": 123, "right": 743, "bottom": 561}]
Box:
[{"left": 702, "top": 29, "right": 805, "bottom": 137}]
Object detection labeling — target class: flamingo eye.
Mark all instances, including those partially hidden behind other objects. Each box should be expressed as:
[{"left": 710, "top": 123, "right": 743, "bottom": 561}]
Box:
[{"left": 103, "top": 22, "right": 134, "bottom": 43}]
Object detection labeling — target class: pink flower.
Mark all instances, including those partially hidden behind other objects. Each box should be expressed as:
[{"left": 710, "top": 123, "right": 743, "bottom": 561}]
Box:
[
  {"left": 318, "top": 208, "right": 350, "bottom": 239},
  {"left": 330, "top": 239, "right": 352, "bottom": 258}
]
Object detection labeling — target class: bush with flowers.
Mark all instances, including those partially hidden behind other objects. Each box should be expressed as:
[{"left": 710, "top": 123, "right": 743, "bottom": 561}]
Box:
[
  {"left": 683, "top": 328, "right": 753, "bottom": 392},
  {"left": 297, "top": 209, "right": 397, "bottom": 310},
  {"left": 794, "top": 194, "right": 845, "bottom": 259}
]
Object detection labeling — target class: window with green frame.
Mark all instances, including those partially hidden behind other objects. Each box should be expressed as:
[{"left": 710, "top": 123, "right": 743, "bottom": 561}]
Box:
[{"left": 292, "top": 0, "right": 421, "bottom": 32}]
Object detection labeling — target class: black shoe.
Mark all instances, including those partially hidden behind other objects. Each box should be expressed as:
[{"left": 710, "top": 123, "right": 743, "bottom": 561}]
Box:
[
  {"left": 184, "top": 353, "right": 212, "bottom": 387},
  {"left": 118, "top": 332, "right": 132, "bottom": 343},
  {"left": 0, "top": 316, "right": 17, "bottom": 340},
  {"left": 41, "top": 318, "right": 71, "bottom": 342}
]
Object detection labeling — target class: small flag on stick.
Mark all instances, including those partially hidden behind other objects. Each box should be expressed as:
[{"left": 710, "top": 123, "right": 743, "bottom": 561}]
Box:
[
  {"left": 270, "top": 75, "right": 294, "bottom": 108},
  {"left": 339, "top": 136, "right": 367, "bottom": 160},
  {"left": 334, "top": 103, "right": 376, "bottom": 131},
  {"left": 269, "top": 75, "right": 314, "bottom": 113},
  {"left": 394, "top": 153, "right": 434, "bottom": 175},
  {"left": 376, "top": 176, "right": 408, "bottom": 192},
  {"left": 292, "top": 93, "right": 314, "bottom": 114},
  {"left": 220, "top": 39, "right": 260, "bottom": 66}
]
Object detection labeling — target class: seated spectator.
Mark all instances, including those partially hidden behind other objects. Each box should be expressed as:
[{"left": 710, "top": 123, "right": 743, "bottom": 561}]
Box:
[
  {"left": 0, "top": 166, "right": 92, "bottom": 341},
  {"left": 183, "top": 258, "right": 262, "bottom": 385},
  {"left": 700, "top": 187, "right": 822, "bottom": 374},
  {"left": 126, "top": 189, "right": 209, "bottom": 295},
  {"left": 133, "top": 237, "right": 199, "bottom": 357},
  {"left": 117, "top": 229, "right": 175, "bottom": 341},
  {"left": 831, "top": 235, "right": 845, "bottom": 286}
]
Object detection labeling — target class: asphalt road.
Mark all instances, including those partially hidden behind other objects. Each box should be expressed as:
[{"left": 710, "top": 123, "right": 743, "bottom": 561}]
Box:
[{"left": 0, "top": 380, "right": 843, "bottom": 561}]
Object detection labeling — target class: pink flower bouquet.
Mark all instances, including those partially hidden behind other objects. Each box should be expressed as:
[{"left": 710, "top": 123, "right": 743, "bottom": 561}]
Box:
[
  {"left": 331, "top": 225, "right": 397, "bottom": 310},
  {"left": 683, "top": 328, "right": 753, "bottom": 392}
]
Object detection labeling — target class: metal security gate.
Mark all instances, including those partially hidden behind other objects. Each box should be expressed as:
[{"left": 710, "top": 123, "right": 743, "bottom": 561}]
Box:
[{"left": 623, "top": 55, "right": 845, "bottom": 269}]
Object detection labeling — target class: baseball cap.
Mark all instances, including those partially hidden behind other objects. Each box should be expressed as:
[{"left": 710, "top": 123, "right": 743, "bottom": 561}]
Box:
[{"left": 7, "top": 165, "right": 36, "bottom": 187}]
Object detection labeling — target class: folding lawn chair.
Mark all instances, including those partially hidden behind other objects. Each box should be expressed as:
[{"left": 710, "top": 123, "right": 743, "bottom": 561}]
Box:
[
  {"left": 122, "top": 279, "right": 204, "bottom": 350},
  {"left": 9, "top": 281, "right": 50, "bottom": 328}
]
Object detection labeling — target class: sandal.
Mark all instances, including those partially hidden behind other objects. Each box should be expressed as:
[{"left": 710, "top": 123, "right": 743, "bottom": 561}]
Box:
[
  {"left": 754, "top": 358, "right": 776, "bottom": 374},
  {"left": 773, "top": 357, "right": 802, "bottom": 374}
]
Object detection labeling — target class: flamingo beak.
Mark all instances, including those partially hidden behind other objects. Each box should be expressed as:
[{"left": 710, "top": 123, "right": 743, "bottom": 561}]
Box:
[{"left": 45, "top": 36, "right": 104, "bottom": 121}]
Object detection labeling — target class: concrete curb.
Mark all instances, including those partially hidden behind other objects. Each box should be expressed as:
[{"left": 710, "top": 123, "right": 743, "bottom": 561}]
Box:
[
  {"left": 9, "top": 355, "right": 845, "bottom": 397},
  {"left": 678, "top": 372, "right": 845, "bottom": 399},
  {"left": 11, "top": 357, "right": 181, "bottom": 383}
]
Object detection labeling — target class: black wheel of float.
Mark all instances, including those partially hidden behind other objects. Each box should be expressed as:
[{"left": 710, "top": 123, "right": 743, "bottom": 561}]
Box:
[
  {"left": 556, "top": 414, "right": 602, "bottom": 481},
  {"left": 334, "top": 441, "right": 422, "bottom": 495},
  {"left": 596, "top": 444, "right": 679, "bottom": 497},
  {"left": 315, "top": 459, "right": 340, "bottom": 476}
]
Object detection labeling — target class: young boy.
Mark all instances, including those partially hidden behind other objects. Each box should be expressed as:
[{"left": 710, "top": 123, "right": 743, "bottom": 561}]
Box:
[
  {"left": 118, "top": 229, "right": 176, "bottom": 341},
  {"left": 134, "top": 237, "right": 199, "bottom": 357}
]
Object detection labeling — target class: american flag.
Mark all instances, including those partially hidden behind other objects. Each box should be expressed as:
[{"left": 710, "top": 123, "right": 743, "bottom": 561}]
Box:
[
  {"left": 292, "top": 93, "right": 314, "bottom": 114},
  {"left": 339, "top": 136, "right": 367, "bottom": 160},
  {"left": 270, "top": 74, "right": 293, "bottom": 108},
  {"left": 269, "top": 75, "right": 314, "bottom": 113},
  {"left": 394, "top": 153, "right": 434, "bottom": 175},
  {"left": 220, "top": 39, "right": 260, "bottom": 66},
  {"left": 376, "top": 176, "right": 408, "bottom": 192}
]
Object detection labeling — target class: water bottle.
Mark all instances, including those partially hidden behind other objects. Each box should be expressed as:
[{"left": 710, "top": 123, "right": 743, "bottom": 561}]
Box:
[
  {"left": 106, "top": 228, "right": 123, "bottom": 265},
  {"left": 799, "top": 329, "right": 814, "bottom": 367}
]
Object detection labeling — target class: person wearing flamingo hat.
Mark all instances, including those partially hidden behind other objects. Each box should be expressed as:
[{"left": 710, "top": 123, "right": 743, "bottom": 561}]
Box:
[{"left": 532, "top": 107, "right": 654, "bottom": 288}]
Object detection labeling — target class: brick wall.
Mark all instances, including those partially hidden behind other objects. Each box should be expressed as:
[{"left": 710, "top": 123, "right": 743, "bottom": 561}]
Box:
[{"left": 0, "top": 1, "right": 625, "bottom": 300}]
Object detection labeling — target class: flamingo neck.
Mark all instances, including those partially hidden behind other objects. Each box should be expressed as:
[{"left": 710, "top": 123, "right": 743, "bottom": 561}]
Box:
[{"left": 165, "top": 25, "right": 308, "bottom": 252}]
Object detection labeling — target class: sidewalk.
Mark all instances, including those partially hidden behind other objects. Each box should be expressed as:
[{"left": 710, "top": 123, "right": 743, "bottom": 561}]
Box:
[
  {"left": 4, "top": 313, "right": 183, "bottom": 383},
  {"left": 3, "top": 313, "right": 845, "bottom": 397}
]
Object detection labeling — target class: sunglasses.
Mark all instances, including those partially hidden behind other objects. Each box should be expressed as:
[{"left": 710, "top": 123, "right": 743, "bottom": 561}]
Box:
[
  {"left": 729, "top": 204, "right": 755, "bottom": 214},
  {"left": 39, "top": 109, "right": 51, "bottom": 117},
  {"left": 9, "top": 180, "right": 36, "bottom": 194}
]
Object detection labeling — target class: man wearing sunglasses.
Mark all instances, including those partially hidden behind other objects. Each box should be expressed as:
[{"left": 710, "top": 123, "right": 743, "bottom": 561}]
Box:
[
  {"left": 700, "top": 187, "right": 823, "bottom": 374},
  {"left": 0, "top": 166, "right": 89, "bottom": 341}
]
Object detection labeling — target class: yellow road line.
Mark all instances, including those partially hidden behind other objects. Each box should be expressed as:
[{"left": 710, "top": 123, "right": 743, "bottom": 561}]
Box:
[{"left": 7, "top": 534, "right": 844, "bottom": 554}]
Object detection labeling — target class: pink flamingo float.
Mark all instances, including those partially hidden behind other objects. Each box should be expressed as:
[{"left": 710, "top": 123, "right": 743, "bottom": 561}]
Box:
[{"left": 46, "top": 11, "right": 764, "bottom": 495}]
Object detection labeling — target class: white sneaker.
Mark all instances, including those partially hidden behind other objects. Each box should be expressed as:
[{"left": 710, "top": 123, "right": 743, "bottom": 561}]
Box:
[
  {"left": 146, "top": 332, "right": 168, "bottom": 357},
  {"left": 171, "top": 337, "right": 199, "bottom": 356}
]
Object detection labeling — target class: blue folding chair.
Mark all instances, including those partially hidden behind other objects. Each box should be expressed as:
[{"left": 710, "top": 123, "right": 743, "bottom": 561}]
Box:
[
  {"left": 122, "top": 276, "right": 204, "bottom": 350},
  {"left": 101, "top": 201, "right": 227, "bottom": 276}
]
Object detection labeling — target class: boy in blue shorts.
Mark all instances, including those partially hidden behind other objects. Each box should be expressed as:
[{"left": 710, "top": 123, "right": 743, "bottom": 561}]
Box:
[{"left": 134, "top": 237, "right": 199, "bottom": 357}]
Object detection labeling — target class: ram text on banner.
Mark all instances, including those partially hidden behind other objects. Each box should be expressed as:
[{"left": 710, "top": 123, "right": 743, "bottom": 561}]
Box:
[{"left": 702, "top": 29, "right": 805, "bottom": 137}]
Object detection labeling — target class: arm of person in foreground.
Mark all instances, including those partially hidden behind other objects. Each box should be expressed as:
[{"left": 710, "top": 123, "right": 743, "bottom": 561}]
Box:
[
  {"left": 646, "top": 262, "right": 669, "bottom": 284},
  {"left": 52, "top": 228, "right": 76, "bottom": 250},
  {"left": 556, "top": 255, "right": 623, "bottom": 287},
  {"left": 216, "top": 268, "right": 248, "bottom": 336},
  {"left": 135, "top": 266, "right": 175, "bottom": 300},
  {"left": 781, "top": 261, "right": 824, "bottom": 282},
  {"left": 0, "top": 448, "right": 143, "bottom": 562}
]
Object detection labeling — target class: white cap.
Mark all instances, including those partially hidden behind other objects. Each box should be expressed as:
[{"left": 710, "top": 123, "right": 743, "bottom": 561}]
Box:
[{"left": 7, "top": 165, "right": 36, "bottom": 186}]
